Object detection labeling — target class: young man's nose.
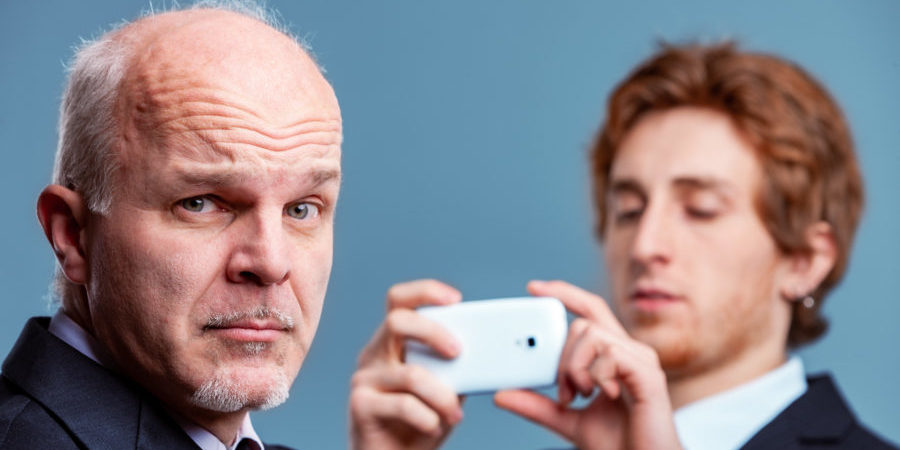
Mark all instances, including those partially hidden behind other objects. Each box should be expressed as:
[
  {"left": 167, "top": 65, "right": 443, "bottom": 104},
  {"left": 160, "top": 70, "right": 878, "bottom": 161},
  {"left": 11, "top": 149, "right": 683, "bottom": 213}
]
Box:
[{"left": 630, "top": 203, "right": 673, "bottom": 267}]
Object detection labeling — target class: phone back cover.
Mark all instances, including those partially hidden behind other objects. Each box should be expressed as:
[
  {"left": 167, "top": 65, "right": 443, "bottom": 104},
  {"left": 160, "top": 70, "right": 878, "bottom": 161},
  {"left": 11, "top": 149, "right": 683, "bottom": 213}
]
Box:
[{"left": 406, "top": 297, "right": 567, "bottom": 394}]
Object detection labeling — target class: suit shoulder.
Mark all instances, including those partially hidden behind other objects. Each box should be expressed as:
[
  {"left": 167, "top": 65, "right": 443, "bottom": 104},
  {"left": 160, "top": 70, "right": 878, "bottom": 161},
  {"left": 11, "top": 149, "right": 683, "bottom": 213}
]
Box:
[
  {"left": 846, "top": 423, "right": 898, "bottom": 450},
  {"left": 0, "top": 378, "right": 80, "bottom": 449}
]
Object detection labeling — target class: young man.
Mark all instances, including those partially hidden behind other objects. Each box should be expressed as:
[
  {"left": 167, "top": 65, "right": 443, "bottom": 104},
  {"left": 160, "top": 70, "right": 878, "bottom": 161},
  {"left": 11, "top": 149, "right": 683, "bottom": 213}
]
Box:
[
  {"left": 348, "top": 43, "right": 895, "bottom": 449},
  {"left": 0, "top": 2, "right": 342, "bottom": 448}
]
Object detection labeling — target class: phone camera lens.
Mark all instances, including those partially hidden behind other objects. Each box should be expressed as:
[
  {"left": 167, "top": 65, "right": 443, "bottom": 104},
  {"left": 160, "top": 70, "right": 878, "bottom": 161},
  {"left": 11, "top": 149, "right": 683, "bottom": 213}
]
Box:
[{"left": 527, "top": 337, "right": 536, "bottom": 347}]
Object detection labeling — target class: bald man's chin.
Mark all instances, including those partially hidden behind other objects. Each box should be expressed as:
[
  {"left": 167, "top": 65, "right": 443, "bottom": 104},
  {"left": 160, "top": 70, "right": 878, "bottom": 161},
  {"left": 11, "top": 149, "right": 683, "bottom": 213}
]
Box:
[{"left": 189, "top": 368, "right": 291, "bottom": 413}]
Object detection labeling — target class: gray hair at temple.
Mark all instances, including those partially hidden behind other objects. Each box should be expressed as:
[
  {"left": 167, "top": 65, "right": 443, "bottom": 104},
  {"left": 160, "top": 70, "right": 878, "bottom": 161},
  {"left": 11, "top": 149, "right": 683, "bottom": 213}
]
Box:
[{"left": 51, "top": 0, "right": 313, "bottom": 305}]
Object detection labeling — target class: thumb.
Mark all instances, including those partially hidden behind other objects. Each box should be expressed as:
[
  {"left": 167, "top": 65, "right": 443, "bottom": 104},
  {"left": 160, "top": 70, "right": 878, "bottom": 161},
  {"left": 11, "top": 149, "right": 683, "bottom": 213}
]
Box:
[{"left": 494, "top": 390, "right": 578, "bottom": 440}]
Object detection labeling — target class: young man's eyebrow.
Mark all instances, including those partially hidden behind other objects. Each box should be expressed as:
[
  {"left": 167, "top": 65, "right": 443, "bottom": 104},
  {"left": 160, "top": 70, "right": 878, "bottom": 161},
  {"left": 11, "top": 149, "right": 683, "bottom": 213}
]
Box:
[
  {"left": 608, "top": 179, "right": 645, "bottom": 196},
  {"left": 672, "top": 176, "right": 737, "bottom": 195}
]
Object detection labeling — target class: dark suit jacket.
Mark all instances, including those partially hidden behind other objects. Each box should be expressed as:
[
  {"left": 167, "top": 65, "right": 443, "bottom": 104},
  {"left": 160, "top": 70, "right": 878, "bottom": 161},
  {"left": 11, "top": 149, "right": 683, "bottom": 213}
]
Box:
[
  {"left": 0, "top": 317, "right": 294, "bottom": 450},
  {"left": 741, "top": 374, "right": 896, "bottom": 449}
]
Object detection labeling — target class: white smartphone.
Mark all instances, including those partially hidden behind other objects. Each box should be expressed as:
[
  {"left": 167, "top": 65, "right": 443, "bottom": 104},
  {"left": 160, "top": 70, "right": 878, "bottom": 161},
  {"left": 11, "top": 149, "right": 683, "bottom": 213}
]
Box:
[{"left": 405, "top": 297, "right": 567, "bottom": 395}]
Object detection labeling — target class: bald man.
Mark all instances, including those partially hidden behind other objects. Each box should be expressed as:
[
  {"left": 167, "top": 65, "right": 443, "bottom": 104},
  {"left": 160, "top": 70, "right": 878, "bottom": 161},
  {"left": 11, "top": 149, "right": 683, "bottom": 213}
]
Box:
[{"left": 0, "top": 2, "right": 341, "bottom": 449}]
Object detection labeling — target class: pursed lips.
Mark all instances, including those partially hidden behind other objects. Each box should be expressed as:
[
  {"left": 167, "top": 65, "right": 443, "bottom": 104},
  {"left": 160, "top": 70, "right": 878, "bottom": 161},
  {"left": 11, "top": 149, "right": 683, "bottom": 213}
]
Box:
[{"left": 205, "top": 319, "right": 290, "bottom": 342}]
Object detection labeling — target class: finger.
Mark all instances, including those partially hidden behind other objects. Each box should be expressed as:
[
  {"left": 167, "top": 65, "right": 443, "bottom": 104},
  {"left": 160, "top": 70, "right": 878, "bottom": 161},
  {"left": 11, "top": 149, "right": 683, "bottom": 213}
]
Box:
[
  {"left": 356, "top": 323, "right": 390, "bottom": 369},
  {"left": 569, "top": 327, "right": 666, "bottom": 404},
  {"left": 353, "top": 364, "right": 463, "bottom": 425},
  {"left": 386, "top": 308, "right": 460, "bottom": 358},
  {"left": 633, "top": 340, "right": 662, "bottom": 367},
  {"left": 606, "top": 343, "right": 669, "bottom": 405},
  {"left": 589, "top": 356, "right": 621, "bottom": 400},
  {"left": 386, "top": 279, "right": 462, "bottom": 310},
  {"left": 557, "top": 318, "right": 589, "bottom": 405},
  {"left": 563, "top": 324, "right": 639, "bottom": 400},
  {"left": 528, "top": 280, "right": 626, "bottom": 336},
  {"left": 494, "top": 390, "right": 577, "bottom": 441},
  {"left": 350, "top": 386, "right": 442, "bottom": 436},
  {"left": 563, "top": 324, "right": 614, "bottom": 397},
  {"left": 558, "top": 375, "right": 579, "bottom": 407}
]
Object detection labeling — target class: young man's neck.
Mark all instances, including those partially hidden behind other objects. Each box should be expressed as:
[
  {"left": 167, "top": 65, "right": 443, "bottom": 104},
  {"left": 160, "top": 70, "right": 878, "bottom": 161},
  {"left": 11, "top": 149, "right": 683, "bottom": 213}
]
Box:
[{"left": 666, "top": 342, "right": 787, "bottom": 410}]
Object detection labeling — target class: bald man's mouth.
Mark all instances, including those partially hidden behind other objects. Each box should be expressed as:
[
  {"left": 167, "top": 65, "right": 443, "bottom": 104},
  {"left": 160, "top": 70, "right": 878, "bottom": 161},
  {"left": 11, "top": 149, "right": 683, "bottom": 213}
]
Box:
[
  {"left": 205, "top": 319, "right": 289, "bottom": 342},
  {"left": 203, "top": 307, "right": 294, "bottom": 342}
]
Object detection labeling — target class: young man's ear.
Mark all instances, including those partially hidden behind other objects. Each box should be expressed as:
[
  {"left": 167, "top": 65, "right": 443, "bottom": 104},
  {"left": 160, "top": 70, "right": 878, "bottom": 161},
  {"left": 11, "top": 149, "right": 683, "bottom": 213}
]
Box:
[
  {"left": 37, "top": 185, "right": 90, "bottom": 285},
  {"left": 780, "top": 221, "right": 837, "bottom": 300}
]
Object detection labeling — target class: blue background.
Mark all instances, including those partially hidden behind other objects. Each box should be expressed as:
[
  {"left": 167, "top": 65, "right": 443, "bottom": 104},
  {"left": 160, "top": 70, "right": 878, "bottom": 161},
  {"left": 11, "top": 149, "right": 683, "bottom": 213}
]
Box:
[{"left": 1, "top": 1, "right": 898, "bottom": 448}]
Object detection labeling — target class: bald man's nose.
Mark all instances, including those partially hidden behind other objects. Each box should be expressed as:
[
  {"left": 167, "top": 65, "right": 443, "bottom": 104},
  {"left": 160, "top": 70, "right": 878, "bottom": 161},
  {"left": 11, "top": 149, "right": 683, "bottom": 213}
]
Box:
[{"left": 226, "top": 214, "right": 290, "bottom": 286}]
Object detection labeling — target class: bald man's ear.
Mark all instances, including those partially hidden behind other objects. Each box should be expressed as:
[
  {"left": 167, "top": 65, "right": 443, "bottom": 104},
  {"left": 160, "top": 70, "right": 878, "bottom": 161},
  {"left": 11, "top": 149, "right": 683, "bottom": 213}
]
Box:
[{"left": 37, "top": 185, "right": 90, "bottom": 285}]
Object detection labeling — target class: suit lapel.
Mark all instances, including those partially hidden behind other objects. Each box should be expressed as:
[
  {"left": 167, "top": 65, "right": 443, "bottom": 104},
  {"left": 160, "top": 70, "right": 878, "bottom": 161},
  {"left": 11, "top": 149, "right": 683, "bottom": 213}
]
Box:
[
  {"left": 2, "top": 317, "right": 198, "bottom": 450},
  {"left": 741, "top": 375, "right": 855, "bottom": 449}
]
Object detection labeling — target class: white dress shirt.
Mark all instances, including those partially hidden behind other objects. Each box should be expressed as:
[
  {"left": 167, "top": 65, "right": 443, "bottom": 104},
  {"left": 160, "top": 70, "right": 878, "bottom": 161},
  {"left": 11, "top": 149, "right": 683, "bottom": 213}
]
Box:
[
  {"left": 49, "top": 310, "right": 265, "bottom": 450},
  {"left": 674, "top": 356, "right": 807, "bottom": 450}
]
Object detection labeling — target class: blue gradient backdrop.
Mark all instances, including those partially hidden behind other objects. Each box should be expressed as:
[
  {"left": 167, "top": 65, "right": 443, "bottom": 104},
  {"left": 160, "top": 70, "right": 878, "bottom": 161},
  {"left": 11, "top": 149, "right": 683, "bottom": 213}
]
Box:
[{"left": 2, "top": 1, "right": 898, "bottom": 448}]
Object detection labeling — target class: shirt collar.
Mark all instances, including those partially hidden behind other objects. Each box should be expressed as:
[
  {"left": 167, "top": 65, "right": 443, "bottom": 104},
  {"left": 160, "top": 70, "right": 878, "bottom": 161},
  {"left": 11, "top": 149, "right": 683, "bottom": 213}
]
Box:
[
  {"left": 674, "top": 356, "right": 807, "bottom": 450},
  {"left": 48, "top": 309, "right": 265, "bottom": 450},
  {"left": 178, "top": 414, "right": 265, "bottom": 450},
  {"left": 49, "top": 308, "right": 112, "bottom": 367}
]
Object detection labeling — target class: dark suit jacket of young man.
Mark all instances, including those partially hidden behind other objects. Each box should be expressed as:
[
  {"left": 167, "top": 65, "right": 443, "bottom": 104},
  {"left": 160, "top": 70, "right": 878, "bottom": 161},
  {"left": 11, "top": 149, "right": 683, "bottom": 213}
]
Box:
[
  {"left": 0, "top": 317, "right": 295, "bottom": 450},
  {"left": 550, "top": 371, "right": 895, "bottom": 449},
  {"left": 741, "top": 374, "right": 896, "bottom": 449}
]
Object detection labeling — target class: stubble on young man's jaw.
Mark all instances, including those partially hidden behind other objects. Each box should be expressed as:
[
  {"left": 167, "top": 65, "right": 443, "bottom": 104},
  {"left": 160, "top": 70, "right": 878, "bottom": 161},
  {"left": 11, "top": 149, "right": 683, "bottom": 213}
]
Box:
[{"left": 600, "top": 109, "right": 794, "bottom": 389}]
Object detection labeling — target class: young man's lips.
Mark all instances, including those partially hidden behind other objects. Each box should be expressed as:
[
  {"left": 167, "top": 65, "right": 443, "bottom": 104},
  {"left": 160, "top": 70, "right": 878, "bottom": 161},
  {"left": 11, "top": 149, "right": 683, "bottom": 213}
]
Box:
[{"left": 630, "top": 289, "right": 682, "bottom": 310}]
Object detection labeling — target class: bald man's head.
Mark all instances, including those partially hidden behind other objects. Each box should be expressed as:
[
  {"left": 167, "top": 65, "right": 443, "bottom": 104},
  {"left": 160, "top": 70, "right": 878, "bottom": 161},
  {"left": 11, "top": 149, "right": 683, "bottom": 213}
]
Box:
[
  {"left": 52, "top": 3, "right": 340, "bottom": 310},
  {"left": 54, "top": 3, "right": 332, "bottom": 212},
  {"left": 41, "top": 3, "right": 342, "bottom": 440},
  {"left": 114, "top": 8, "right": 339, "bottom": 164}
]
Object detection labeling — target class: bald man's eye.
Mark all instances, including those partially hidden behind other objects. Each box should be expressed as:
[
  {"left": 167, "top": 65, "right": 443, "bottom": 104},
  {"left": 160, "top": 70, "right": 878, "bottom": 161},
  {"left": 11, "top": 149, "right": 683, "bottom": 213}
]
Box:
[
  {"left": 178, "top": 196, "right": 218, "bottom": 213},
  {"left": 286, "top": 202, "right": 320, "bottom": 220}
]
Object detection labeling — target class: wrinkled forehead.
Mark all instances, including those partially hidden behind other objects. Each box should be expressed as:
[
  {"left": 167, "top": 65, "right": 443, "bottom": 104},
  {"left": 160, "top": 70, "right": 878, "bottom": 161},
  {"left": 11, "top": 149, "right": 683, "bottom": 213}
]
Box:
[
  {"left": 114, "top": 130, "right": 342, "bottom": 204},
  {"left": 108, "top": 9, "right": 342, "bottom": 180},
  {"left": 162, "top": 143, "right": 342, "bottom": 188},
  {"left": 115, "top": 9, "right": 340, "bottom": 143}
]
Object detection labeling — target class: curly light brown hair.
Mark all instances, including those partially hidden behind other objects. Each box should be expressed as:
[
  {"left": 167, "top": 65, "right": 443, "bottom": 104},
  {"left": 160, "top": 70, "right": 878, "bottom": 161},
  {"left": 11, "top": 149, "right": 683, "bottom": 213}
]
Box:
[{"left": 591, "top": 42, "right": 864, "bottom": 347}]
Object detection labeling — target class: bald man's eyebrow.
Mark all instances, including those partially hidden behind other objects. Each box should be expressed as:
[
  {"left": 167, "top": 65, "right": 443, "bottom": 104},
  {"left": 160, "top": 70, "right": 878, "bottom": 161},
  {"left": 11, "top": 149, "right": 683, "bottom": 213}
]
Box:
[
  {"left": 174, "top": 168, "right": 341, "bottom": 189},
  {"left": 175, "top": 170, "right": 250, "bottom": 187},
  {"left": 307, "top": 168, "right": 341, "bottom": 187}
]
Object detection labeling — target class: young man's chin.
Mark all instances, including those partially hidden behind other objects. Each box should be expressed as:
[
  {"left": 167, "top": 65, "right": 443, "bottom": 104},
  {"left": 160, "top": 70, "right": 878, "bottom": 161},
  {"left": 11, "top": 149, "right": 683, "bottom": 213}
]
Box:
[{"left": 628, "top": 324, "right": 697, "bottom": 371}]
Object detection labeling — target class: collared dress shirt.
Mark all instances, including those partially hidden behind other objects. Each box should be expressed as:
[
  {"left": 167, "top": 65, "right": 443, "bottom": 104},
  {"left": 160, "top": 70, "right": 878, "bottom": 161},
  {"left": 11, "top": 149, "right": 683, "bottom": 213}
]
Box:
[
  {"left": 674, "top": 356, "right": 807, "bottom": 450},
  {"left": 49, "top": 310, "right": 265, "bottom": 450}
]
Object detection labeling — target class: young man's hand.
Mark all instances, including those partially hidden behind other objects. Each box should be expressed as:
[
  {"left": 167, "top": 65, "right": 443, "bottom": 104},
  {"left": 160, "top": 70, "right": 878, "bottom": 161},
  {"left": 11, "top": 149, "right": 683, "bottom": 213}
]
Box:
[
  {"left": 494, "top": 280, "right": 682, "bottom": 450},
  {"left": 349, "top": 280, "right": 465, "bottom": 450}
]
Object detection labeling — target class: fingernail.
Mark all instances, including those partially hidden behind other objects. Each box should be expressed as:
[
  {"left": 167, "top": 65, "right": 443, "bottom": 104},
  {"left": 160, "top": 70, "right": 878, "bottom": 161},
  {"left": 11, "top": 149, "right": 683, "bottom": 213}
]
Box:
[{"left": 446, "top": 340, "right": 461, "bottom": 356}]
